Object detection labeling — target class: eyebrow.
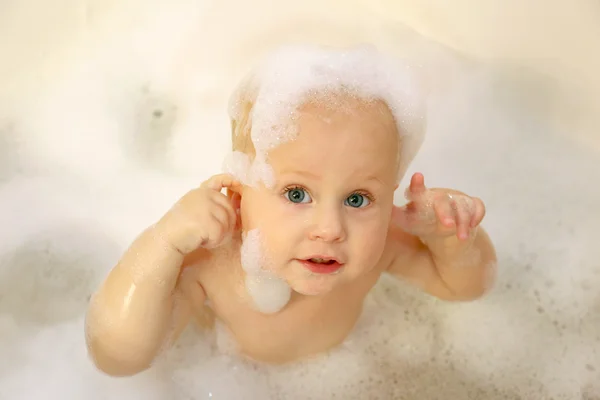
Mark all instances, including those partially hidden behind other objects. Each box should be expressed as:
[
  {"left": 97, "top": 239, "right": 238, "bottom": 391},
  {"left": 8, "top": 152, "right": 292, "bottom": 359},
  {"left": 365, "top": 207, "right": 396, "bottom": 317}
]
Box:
[
  {"left": 278, "top": 169, "right": 384, "bottom": 186},
  {"left": 278, "top": 170, "right": 321, "bottom": 180}
]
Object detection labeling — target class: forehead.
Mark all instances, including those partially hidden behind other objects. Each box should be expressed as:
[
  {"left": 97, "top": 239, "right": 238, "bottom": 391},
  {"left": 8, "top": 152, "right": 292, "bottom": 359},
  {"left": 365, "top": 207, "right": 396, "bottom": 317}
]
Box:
[
  {"left": 297, "top": 96, "right": 397, "bottom": 138},
  {"left": 268, "top": 96, "right": 400, "bottom": 180}
]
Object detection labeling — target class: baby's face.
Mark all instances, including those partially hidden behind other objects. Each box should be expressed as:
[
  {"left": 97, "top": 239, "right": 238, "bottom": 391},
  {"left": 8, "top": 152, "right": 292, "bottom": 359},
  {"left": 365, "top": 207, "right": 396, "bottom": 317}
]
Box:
[{"left": 239, "top": 100, "right": 400, "bottom": 296}]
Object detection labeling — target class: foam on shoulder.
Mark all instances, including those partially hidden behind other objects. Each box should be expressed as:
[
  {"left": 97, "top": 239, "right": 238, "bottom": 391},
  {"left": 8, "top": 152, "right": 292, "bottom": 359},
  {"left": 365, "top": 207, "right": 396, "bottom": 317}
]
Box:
[{"left": 229, "top": 44, "right": 427, "bottom": 178}]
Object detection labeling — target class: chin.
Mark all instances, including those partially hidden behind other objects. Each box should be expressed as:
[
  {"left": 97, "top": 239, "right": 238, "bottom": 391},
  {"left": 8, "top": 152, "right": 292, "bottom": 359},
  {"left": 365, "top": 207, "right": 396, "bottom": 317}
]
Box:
[
  {"left": 292, "top": 285, "right": 331, "bottom": 296},
  {"left": 288, "top": 275, "right": 340, "bottom": 296}
]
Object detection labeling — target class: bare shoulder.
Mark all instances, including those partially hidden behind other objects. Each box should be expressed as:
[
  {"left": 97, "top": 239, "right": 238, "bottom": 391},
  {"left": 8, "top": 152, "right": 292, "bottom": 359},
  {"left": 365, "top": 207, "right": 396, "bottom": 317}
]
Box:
[
  {"left": 174, "top": 240, "right": 241, "bottom": 331},
  {"left": 380, "top": 223, "right": 425, "bottom": 274},
  {"left": 179, "top": 238, "right": 241, "bottom": 295}
]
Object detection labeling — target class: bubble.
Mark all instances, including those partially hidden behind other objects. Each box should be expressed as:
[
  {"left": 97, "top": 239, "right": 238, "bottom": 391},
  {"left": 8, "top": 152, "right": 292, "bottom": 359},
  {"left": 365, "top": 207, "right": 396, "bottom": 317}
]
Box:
[{"left": 240, "top": 229, "right": 291, "bottom": 314}]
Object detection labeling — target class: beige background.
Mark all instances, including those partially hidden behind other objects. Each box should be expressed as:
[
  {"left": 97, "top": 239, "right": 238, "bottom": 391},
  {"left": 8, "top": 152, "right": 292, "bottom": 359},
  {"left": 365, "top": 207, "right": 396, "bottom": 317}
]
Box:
[{"left": 1, "top": 0, "right": 599, "bottom": 150}]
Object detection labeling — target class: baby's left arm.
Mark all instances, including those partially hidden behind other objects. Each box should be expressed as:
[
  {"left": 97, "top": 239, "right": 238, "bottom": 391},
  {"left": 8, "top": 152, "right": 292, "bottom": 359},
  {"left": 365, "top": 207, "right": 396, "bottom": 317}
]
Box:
[{"left": 385, "top": 173, "right": 497, "bottom": 301}]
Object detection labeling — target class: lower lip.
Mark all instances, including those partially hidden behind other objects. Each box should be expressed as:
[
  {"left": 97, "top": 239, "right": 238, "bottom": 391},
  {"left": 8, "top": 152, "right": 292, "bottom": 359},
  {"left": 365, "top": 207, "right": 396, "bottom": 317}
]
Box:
[{"left": 299, "top": 260, "right": 343, "bottom": 274}]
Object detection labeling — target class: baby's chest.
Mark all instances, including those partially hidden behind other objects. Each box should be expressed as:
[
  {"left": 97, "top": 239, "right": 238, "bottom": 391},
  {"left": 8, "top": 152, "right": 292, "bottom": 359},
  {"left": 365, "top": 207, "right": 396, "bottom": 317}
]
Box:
[
  {"left": 213, "top": 290, "right": 365, "bottom": 352},
  {"left": 197, "top": 254, "right": 375, "bottom": 357},
  {"left": 220, "top": 296, "right": 342, "bottom": 332}
]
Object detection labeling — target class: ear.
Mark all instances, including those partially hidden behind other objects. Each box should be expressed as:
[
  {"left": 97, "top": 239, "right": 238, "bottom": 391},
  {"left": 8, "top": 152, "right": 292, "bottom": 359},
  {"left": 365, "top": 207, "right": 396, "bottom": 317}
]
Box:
[
  {"left": 226, "top": 188, "right": 243, "bottom": 230},
  {"left": 226, "top": 187, "right": 242, "bottom": 205}
]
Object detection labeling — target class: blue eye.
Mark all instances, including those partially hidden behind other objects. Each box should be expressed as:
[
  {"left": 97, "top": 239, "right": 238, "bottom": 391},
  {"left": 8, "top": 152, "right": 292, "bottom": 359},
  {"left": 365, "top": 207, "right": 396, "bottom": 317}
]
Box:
[
  {"left": 345, "top": 193, "right": 369, "bottom": 208},
  {"left": 285, "top": 188, "right": 311, "bottom": 204}
]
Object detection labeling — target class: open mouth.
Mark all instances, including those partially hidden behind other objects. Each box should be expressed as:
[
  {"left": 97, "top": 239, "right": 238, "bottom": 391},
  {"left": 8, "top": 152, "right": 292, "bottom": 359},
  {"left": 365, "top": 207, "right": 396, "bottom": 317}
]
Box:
[
  {"left": 300, "top": 257, "right": 343, "bottom": 274},
  {"left": 308, "top": 258, "right": 337, "bottom": 265}
]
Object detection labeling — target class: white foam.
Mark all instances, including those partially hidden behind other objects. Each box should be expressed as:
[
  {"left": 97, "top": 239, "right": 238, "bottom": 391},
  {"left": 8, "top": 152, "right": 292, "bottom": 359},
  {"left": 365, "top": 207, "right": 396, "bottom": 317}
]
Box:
[
  {"left": 222, "top": 151, "right": 253, "bottom": 186},
  {"left": 1, "top": 1, "right": 600, "bottom": 399},
  {"left": 240, "top": 229, "right": 292, "bottom": 314},
  {"left": 229, "top": 44, "right": 427, "bottom": 179},
  {"left": 222, "top": 150, "right": 275, "bottom": 188},
  {"left": 245, "top": 274, "right": 293, "bottom": 314},
  {"left": 239, "top": 229, "right": 265, "bottom": 275}
]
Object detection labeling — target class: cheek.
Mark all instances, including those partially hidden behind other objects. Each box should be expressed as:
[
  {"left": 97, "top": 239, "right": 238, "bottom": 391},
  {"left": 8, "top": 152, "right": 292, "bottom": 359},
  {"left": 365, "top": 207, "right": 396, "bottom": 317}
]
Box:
[
  {"left": 348, "top": 214, "right": 391, "bottom": 257},
  {"left": 263, "top": 206, "right": 307, "bottom": 250},
  {"left": 240, "top": 194, "right": 303, "bottom": 255},
  {"left": 240, "top": 190, "right": 273, "bottom": 230},
  {"left": 356, "top": 226, "right": 388, "bottom": 251}
]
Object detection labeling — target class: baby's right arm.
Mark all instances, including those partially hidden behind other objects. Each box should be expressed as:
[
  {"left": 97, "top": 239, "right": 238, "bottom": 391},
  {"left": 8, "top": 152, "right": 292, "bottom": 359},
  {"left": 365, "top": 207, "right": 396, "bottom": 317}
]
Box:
[{"left": 84, "top": 174, "right": 241, "bottom": 377}]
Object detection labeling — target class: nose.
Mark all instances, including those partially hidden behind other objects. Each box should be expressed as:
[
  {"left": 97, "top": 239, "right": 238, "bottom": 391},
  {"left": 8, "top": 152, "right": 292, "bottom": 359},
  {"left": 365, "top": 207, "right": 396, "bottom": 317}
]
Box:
[{"left": 308, "top": 205, "right": 346, "bottom": 243}]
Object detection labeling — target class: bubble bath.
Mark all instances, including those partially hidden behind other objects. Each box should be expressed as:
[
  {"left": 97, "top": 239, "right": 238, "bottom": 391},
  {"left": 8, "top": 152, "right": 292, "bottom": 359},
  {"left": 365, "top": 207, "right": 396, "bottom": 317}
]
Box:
[
  {"left": 240, "top": 229, "right": 291, "bottom": 314},
  {"left": 1, "top": 1, "right": 599, "bottom": 399}
]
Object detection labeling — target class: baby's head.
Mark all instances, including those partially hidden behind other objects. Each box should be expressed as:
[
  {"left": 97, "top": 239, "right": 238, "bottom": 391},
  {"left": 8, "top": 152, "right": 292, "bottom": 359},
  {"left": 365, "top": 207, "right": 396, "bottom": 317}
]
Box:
[{"left": 224, "top": 44, "right": 426, "bottom": 296}]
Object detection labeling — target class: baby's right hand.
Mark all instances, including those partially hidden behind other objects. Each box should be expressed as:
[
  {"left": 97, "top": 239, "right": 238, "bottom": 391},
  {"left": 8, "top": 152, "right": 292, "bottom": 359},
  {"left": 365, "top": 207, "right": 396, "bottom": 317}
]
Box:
[{"left": 156, "top": 174, "right": 242, "bottom": 255}]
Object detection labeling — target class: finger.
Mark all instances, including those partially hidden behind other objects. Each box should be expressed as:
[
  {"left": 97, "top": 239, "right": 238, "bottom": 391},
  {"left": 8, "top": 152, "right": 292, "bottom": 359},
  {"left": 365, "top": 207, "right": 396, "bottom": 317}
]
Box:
[
  {"left": 211, "top": 190, "right": 237, "bottom": 218},
  {"left": 410, "top": 172, "right": 426, "bottom": 192},
  {"left": 203, "top": 215, "right": 227, "bottom": 248},
  {"left": 433, "top": 195, "right": 455, "bottom": 228},
  {"left": 453, "top": 197, "right": 471, "bottom": 240},
  {"left": 406, "top": 172, "right": 427, "bottom": 200},
  {"left": 470, "top": 197, "right": 486, "bottom": 227},
  {"left": 207, "top": 204, "right": 235, "bottom": 246},
  {"left": 202, "top": 174, "right": 242, "bottom": 192},
  {"left": 210, "top": 196, "right": 237, "bottom": 232},
  {"left": 209, "top": 204, "right": 230, "bottom": 228}
]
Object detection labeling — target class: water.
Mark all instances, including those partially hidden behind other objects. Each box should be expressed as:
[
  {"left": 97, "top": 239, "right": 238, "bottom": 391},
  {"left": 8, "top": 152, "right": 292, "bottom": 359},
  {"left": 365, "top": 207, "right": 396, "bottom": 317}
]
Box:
[{"left": 1, "top": 1, "right": 599, "bottom": 399}]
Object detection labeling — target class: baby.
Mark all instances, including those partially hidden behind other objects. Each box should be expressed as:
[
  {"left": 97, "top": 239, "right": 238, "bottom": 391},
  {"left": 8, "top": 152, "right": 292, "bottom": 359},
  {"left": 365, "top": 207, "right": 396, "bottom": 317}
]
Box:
[{"left": 84, "top": 45, "right": 497, "bottom": 376}]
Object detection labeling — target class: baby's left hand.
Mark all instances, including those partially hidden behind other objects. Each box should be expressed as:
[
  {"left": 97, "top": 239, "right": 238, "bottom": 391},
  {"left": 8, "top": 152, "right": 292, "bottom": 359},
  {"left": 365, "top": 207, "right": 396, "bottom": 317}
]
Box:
[{"left": 392, "top": 173, "right": 486, "bottom": 241}]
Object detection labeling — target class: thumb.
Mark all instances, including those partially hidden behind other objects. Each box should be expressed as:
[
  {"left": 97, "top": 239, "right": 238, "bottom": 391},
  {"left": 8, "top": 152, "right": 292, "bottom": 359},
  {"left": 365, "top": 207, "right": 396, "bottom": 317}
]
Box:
[{"left": 202, "top": 173, "right": 242, "bottom": 192}]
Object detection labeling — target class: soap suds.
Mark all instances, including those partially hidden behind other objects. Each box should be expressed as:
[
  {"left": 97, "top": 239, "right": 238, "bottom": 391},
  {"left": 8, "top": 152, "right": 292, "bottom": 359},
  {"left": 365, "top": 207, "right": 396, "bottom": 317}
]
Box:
[
  {"left": 228, "top": 44, "right": 428, "bottom": 180},
  {"left": 222, "top": 150, "right": 275, "bottom": 188},
  {"left": 240, "top": 229, "right": 291, "bottom": 314},
  {"left": 245, "top": 274, "right": 293, "bottom": 314},
  {"left": 222, "top": 151, "right": 253, "bottom": 186}
]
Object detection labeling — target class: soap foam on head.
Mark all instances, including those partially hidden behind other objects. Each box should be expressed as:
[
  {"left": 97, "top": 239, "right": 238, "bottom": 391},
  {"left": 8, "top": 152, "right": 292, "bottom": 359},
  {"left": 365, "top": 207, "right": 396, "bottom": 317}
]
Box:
[
  {"left": 222, "top": 151, "right": 275, "bottom": 188},
  {"left": 227, "top": 44, "right": 427, "bottom": 182}
]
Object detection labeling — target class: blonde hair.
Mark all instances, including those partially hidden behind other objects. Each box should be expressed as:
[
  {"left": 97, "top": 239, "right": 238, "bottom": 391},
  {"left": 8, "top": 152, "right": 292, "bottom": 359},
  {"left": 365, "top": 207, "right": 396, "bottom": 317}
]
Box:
[{"left": 230, "top": 96, "right": 256, "bottom": 157}]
